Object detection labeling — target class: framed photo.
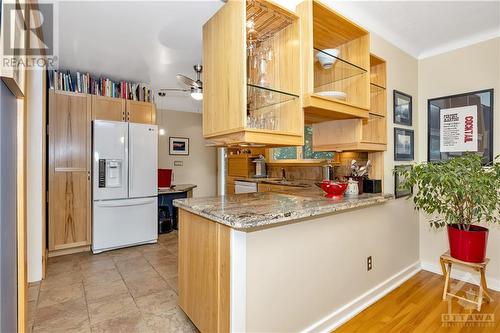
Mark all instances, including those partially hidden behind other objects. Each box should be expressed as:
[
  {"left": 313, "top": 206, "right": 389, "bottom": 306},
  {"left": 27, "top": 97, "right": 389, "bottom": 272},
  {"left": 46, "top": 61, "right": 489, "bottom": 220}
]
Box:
[
  {"left": 427, "top": 89, "right": 494, "bottom": 164},
  {"left": 394, "top": 90, "right": 412, "bottom": 126},
  {"left": 394, "top": 128, "right": 414, "bottom": 161},
  {"left": 169, "top": 137, "right": 189, "bottom": 155},
  {"left": 394, "top": 165, "right": 413, "bottom": 198}
]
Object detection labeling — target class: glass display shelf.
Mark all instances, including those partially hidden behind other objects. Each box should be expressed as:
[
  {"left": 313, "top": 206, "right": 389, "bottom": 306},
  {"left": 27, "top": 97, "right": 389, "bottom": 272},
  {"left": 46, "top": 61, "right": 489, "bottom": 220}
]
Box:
[
  {"left": 370, "top": 82, "right": 386, "bottom": 94},
  {"left": 247, "top": 83, "right": 298, "bottom": 112},
  {"left": 246, "top": 83, "right": 298, "bottom": 131},
  {"left": 313, "top": 48, "right": 367, "bottom": 89}
]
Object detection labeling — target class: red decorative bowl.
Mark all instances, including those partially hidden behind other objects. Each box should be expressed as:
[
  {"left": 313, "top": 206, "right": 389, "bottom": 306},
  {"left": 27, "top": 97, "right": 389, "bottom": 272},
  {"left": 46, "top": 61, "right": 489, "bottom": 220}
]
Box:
[{"left": 320, "top": 181, "right": 348, "bottom": 198}]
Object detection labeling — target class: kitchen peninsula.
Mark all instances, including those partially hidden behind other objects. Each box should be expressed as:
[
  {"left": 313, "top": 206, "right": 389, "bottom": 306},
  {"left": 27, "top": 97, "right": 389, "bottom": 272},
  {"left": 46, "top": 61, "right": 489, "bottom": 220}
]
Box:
[{"left": 173, "top": 188, "right": 400, "bottom": 332}]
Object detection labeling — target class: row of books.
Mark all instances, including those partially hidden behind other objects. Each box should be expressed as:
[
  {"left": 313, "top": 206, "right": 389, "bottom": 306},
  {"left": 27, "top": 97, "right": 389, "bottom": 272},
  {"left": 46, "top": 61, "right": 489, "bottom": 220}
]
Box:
[{"left": 47, "top": 70, "right": 153, "bottom": 102}]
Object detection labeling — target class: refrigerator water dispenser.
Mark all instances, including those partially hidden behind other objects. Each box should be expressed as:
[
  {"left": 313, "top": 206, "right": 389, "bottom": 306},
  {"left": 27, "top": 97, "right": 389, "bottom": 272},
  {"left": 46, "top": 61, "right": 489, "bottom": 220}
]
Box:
[{"left": 98, "top": 159, "right": 123, "bottom": 188}]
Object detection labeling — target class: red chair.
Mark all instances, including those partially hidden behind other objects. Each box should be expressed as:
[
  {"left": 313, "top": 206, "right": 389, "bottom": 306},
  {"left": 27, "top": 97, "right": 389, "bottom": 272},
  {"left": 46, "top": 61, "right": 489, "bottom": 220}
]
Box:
[{"left": 158, "top": 169, "right": 172, "bottom": 188}]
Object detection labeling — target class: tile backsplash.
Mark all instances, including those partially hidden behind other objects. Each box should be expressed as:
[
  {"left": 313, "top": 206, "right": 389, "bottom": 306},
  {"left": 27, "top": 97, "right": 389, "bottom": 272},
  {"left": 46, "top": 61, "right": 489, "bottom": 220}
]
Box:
[{"left": 267, "top": 152, "right": 368, "bottom": 181}]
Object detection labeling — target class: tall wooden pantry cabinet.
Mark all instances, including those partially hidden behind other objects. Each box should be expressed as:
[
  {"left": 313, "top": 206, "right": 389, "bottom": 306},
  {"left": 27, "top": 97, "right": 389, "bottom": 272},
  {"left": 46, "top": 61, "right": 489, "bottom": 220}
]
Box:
[{"left": 48, "top": 90, "right": 92, "bottom": 255}]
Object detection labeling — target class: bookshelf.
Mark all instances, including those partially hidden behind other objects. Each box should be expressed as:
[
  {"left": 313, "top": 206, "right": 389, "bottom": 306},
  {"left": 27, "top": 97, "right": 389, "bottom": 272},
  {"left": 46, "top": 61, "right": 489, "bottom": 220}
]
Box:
[{"left": 48, "top": 69, "right": 153, "bottom": 102}]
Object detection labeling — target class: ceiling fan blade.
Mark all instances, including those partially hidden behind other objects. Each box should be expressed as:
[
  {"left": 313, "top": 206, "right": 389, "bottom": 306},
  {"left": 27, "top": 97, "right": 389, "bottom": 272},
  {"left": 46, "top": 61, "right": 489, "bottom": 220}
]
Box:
[
  {"left": 158, "top": 88, "right": 190, "bottom": 92},
  {"left": 176, "top": 74, "right": 199, "bottom": 88}
]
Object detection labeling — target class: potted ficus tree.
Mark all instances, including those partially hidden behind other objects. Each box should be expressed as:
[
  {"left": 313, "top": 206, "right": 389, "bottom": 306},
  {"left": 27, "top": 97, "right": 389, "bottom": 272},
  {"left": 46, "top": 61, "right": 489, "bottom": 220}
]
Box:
[{"left": 396, "top": 153, "right": 500, "bottom": 263}]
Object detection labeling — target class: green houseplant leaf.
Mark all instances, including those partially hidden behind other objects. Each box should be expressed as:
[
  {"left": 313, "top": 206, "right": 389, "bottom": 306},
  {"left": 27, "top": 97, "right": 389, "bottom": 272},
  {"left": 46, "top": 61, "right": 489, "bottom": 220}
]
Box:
[{"left": 394, "top": 153, "right": 500, "bottom": 231}]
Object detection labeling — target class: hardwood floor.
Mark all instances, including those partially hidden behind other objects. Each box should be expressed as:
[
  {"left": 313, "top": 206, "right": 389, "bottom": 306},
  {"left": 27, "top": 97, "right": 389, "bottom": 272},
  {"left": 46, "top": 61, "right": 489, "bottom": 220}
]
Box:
[{"left": 336, "top": 270, "right": 500, "bottom": 333}]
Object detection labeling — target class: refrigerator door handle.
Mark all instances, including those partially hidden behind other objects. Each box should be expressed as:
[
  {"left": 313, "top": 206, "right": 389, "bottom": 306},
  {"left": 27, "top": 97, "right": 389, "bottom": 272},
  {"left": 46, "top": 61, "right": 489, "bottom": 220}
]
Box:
[
  {"left": 129, "top": 126, "right": 134, "bottom": 196},
  {"left": 95, "top": 198, "right": 156, "bottom": 208}
]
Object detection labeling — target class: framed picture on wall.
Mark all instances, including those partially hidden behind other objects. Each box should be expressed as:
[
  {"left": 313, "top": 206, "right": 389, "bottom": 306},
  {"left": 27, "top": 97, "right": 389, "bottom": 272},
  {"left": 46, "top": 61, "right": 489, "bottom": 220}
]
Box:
[
  {"left": 427, "top": 89, "right": 494, "bottom": 164},
  {"left": 394, "top": 165, "right": 413, "bottom": 198},
  {"left": 169, "top": 137, "right": 189, "bottom": 155},
  {"left": 394, "top": 90, "right": 412, "bottom": 126},
  {"left": 394, "top": 128, "right": 414, "bottom": 161}
]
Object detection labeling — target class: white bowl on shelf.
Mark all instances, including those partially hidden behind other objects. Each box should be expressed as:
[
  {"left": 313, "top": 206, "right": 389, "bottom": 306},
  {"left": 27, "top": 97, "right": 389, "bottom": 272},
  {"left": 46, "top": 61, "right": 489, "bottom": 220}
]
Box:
[
  {"left": 316, "top": 91, "right": 347, "bottom": 100},
  {"left": 316, "top": 48, "right": 340, "bottom": 69}
]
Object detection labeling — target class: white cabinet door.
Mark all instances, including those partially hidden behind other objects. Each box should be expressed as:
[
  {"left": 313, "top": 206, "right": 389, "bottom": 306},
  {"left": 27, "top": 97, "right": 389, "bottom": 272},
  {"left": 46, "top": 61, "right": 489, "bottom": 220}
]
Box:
[
  {"left": 93, "top": 120, "right": 128, "bottom": 200},
  {"left": 129, "top": 123, "right": 158, "bottom": 198}
]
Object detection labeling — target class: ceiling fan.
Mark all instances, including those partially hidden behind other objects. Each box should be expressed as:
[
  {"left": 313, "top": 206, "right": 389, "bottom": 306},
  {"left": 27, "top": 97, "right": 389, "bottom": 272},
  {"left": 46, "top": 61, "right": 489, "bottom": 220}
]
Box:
[{"left": 158, "top": 64, "right": 203, "bottom": 101}]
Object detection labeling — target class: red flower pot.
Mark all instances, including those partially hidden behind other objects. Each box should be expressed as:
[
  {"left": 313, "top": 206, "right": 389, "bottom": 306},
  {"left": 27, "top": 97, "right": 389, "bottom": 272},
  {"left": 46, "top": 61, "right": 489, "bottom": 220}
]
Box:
[{"left": 447, "top": 224, "right": 488, "bottom": 263}]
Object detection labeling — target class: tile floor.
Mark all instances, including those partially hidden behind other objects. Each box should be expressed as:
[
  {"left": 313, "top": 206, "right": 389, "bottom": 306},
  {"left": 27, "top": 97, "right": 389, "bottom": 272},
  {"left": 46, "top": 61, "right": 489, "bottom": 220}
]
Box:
[{"left": 28, "top": 232, "right": 198, "bottom": 333}]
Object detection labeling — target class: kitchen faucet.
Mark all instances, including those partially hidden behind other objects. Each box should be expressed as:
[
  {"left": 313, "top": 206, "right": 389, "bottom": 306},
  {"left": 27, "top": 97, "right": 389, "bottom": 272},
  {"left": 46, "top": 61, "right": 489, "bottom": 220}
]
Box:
[{"left": 281, "top": 168, "right": 286, "bottom": 180}]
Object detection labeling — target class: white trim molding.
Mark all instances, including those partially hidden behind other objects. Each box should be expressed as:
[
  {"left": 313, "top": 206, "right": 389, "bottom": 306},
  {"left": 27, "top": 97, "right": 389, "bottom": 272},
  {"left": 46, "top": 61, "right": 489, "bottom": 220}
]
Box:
[
  {"left": 230, "top": 229, "right": 247, "bottom": 333},
  {"left": 302, "top": 261, "right": 421, "bottom": 333}
]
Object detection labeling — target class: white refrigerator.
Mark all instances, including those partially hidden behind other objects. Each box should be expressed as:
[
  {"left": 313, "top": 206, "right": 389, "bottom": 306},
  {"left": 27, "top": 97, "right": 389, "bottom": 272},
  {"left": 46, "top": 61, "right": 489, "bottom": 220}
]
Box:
[{"left": 92, "top": 120, "right": 158, "bottom": 254}]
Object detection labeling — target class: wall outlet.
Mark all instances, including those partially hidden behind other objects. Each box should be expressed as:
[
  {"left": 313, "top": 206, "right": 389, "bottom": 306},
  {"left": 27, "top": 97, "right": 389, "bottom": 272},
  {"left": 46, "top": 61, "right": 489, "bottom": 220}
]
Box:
[
  {"left": 367, "top": 256, "right": 373, "bottom": 271},
  {"left": 174, "top": 160, "right": 183, "bottom": 167}
]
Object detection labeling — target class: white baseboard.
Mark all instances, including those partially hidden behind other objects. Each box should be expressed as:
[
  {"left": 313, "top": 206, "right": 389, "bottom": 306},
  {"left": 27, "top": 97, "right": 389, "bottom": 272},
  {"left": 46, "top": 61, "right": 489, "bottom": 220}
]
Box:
[
  {"left": 302, "top": 261, "right": 421, "bottom": 333},
  {"left": 421, "top": 260, "right": 500, "bottom": 292}
]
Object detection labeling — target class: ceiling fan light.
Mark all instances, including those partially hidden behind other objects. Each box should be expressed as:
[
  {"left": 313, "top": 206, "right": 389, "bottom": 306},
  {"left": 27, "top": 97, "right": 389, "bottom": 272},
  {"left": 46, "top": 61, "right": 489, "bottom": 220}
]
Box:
[{"left": 190, "top": 87, "right": 203, "bottom": 100}]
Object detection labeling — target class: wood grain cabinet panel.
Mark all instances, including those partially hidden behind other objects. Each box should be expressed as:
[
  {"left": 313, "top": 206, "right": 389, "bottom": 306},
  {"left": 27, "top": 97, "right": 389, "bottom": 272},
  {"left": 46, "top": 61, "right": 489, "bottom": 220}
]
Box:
[
  {"left": 178, "top": 210, "right": 230, "bottom": 333},
  {"left": 48, "top": 90, "right": 91, "bottom": 253},
  {"left": 258, "top": 183, "right": 302, "bottom": 193},
  {"left": 126, "top": 100, "right": 156, "bottom": 124},
  {"left": 312, "top": 54, "right": 387, "bottom": 152},
  {"left": 91, "top": 95, "right": 125, "bottom": 121},
  {"left": 202, "top": 0, "right": 303, "bottom": 146},
  {"left": 227, "top": 155, "right": 254, "bottom": 177},
  {"left": 362, "top": 114, "right": 387, "bottom": 144}
]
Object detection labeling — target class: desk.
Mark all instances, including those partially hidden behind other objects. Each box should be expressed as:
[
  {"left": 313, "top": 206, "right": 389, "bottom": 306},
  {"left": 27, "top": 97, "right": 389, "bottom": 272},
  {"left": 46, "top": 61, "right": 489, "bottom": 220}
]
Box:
[{"left": 158, "top": 184, "right": 196, "bottom": 233}]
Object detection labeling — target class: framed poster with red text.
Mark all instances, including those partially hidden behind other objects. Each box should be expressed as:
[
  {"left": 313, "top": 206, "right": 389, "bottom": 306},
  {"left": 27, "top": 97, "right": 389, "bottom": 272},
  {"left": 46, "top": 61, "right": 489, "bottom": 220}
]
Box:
[
  {"left": 428, "top": 89, "right": 493, "bottom": 164},
  {"left": 439, "top": 105, "right": 478, "bottom": 153}
]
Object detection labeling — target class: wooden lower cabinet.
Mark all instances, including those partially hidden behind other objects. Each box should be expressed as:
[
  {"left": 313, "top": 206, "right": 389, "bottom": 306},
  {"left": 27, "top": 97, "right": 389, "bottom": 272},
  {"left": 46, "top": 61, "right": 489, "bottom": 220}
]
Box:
[
  {"left": 48, "top": 90, "right": 92, "bottom": 254},
  {"left": 258, "top": 183, "right": 302, "bottom": 193},
  {"left": 226, "top": 176, "right": 236, "bottom": 195},
  {"left": 178, "top": 210, "right": 230, "bottom": 333},
  {"left": 228, "top": 155, "right": 254, "bottom": 177}
]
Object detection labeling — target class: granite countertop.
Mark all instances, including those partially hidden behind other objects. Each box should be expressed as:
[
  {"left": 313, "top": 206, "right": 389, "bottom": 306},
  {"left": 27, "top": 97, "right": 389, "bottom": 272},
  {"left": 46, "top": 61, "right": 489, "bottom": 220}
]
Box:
[
  {"left": 173, "top": 186, "right": 393, "bottom": 230},
  {"left": 158, "top": 184, "right": 197, "bottom": 195}
]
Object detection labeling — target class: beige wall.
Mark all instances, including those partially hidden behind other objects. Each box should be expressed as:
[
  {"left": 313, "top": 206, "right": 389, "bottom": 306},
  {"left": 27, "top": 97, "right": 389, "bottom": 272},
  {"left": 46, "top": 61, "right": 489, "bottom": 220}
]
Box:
[
  {"left": 245, "top": 200, "right": 420, "bottom": 332},
  {"left": 156, "top": 109, "right": 217, "bottom": 197},
  {"left": 418, "top": 37, "right": 500, "bottom": 289},
  {"left": 370, "top": 33, "right": 419, "bottom": 193}
]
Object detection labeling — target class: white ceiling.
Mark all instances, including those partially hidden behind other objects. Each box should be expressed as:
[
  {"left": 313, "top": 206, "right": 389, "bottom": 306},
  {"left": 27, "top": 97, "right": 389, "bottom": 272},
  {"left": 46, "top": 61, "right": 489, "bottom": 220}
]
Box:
[
  {"left": 277, "top": 0, "right": 500, "bottom": 59},
  {"left": 56, "top": 0, "right": 223, "bottom": 112},
  {"left": 56, "top": 0, "right": 500, "bottom": 112}
]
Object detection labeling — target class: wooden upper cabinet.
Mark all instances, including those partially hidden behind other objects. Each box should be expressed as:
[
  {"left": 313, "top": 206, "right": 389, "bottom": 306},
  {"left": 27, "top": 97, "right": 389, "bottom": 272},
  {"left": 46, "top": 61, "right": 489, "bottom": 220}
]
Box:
[
  {"left": 202, "top": 0, "right": 303, "bottom": 147},
  {"left": 48, "top": 90, "right": 92, "bottom": 253},
  {"left": 126, "top": 100, "right": 156, "bottom": 124},
  {"left": 92, "top": 95, "right": 126, "bottom": 121},
  {"left": 311, "top": 53, "right": 387, "bottom": 152},
  {"left": 297, "top": 0, "right": 370, "bottom": 123},
  {"left": 91, "top": 95, "right": 156, "bottom": 124},
  {"left": 369, "top": 54, "right": 387, "bottom": 117}
]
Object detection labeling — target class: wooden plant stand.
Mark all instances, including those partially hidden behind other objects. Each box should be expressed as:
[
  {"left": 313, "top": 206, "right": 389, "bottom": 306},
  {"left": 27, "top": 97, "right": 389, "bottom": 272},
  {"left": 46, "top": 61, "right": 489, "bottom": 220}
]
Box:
[{"left": 440, "top": 251, "right": 492, "bottom": 311}]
